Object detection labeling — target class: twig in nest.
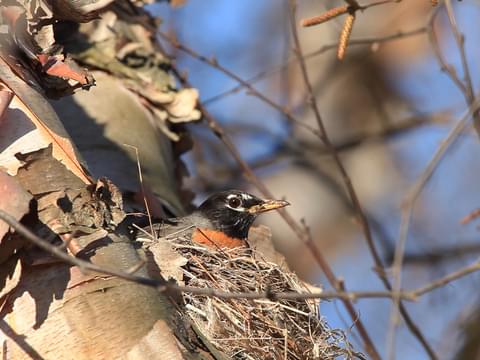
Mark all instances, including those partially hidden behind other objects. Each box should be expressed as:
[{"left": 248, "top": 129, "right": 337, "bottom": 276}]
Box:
[
  {"left": 0, "top": 209, "right": 416, "bottom": 302},
  {"left": 168, "top": 236, "right": 364, "bottom": 359}
]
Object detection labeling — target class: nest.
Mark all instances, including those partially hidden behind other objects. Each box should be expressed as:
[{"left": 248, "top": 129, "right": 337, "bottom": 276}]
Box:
[{"left": 166, "top": 236, "right": 363, "bottom": 360}]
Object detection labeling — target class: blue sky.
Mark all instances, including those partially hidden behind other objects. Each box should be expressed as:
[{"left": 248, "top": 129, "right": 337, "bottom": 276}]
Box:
[{"left": 150, "top": 1, "right": 480, "bottom": 358}]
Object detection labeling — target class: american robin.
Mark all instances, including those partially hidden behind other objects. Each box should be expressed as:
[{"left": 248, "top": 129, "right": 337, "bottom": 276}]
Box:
[{"left": 151, "top": 190, "right": 289, "bottom": 249}]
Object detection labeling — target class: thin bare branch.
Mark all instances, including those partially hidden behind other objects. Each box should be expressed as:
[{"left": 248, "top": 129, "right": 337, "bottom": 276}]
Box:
[
  {"left": 386, "top": 98, "right": 480, "bottom": 359},
  {"left": 412, "top": 257, "right": 480, "bottom": 297},
  {"left": 288, "top": 1, "right": 381, "bottom": 358},
  {"left": 460, "top": 209, "right": 480, "bottom": 225},
  {"left": 0, "top": 209, "right": 412, "bottom": 302},
  {"left": 123, "top": 144, "right": 154, "bottom": 237},
  {"left": 289, "top": 1, "right": 437, "bottom": 358},
  {"left": 428, "top": 3, "right": 480, "bottom": 137},
  {"left": 444, "top": 0, "right": 474, "bottom": 103},
  {"left": 163, "top": 36, "right": 386, "bottom": 360},
  {"left": 203, "top": 27, "right": 426, "bottom": 106},
  {"left": 3, "top": 208, "right": 480, "bottom": 309},
  {"left": 158, "top": 31, "right": 322, "bottom": 137},
  {"left": 394, "top": 242, "right": 480, "bottom": 266}
]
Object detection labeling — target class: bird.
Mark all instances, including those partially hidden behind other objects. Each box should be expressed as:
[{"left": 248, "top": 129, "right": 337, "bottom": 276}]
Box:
[{"left": 150, "top": 190, "right": 289, "bottom": 249}]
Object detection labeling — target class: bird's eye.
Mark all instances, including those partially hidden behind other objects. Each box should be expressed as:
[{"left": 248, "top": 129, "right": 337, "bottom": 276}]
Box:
[{"left": 228, "top": 197, "right": 242, "bottom": 208}]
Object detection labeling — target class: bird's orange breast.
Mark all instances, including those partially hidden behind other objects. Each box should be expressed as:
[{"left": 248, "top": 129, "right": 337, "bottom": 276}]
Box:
[{"left": 192, "top": 228, "right": 245, "bottom": 249}]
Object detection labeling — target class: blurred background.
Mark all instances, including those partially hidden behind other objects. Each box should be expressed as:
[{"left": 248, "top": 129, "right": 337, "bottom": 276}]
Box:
[{"left": 148, "top": 1, "right": 480, "bottom": 358}]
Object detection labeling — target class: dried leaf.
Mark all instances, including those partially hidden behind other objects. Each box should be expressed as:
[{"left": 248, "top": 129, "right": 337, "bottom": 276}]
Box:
[
  {"left": 165, "top": 88, "right": 201, "bottom": 123},
  {"left": 24, "top": 160, "right": 126, "bottom": 236},
  {"left": 151, "top": 106, "right": 180, "bottom": 142},
  {"left": 147, "top": 240, "right": 188, "bottom": 283},
  {"left": 49, "top": 0, "right": 115, "bottom": 22},
  {"left": 1, "top": 2, "right": 95, "bottom": 95},
  {"left": 95, "top": 177, "right": 125, "bottom": 226},
  {"left": 37, "top": 54, "right": 90, "bottom": 85},
  {"left": 0, "top": 57, "right": 92, "bottom": 184},
  {"left": 50, "top": 71, "right": 186, "bottom": 215},
  {"left": 15, "top": 145, "right": 86, "bottom": 195},
  {"left": 68, "top": 14, "right": 200, "bottom": 129},
  {"left": 88, "top": 10, "right": 117, "bottom": 42},
  {"left": 247, "top": 225, "right": 289, "bottom": 271},
  {"left": 127, "top": 81, "right": 175, "bottom": 105},
  {"left": 32, "top": 23, "right": 55, "bottom": 53}
]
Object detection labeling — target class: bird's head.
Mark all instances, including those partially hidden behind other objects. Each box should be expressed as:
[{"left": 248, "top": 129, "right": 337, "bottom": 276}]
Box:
[{"left": 197, "top": 190, "right": 289, "bottom": 239}]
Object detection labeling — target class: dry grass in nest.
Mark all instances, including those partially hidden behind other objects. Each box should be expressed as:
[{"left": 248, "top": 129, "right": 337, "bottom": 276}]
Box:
[{"left": 167, "top": 237, "right": 364, "bottom": 360}]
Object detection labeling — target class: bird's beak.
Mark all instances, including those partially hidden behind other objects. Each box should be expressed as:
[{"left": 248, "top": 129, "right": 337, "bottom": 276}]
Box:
[{"left": 248, "top": 199, "right": 290, "bottom": 214}]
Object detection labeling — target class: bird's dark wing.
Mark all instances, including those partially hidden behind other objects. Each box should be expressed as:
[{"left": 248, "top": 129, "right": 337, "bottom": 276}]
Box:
[{"left": 149, "top": 216, "right": 197, "bottom": 239}]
